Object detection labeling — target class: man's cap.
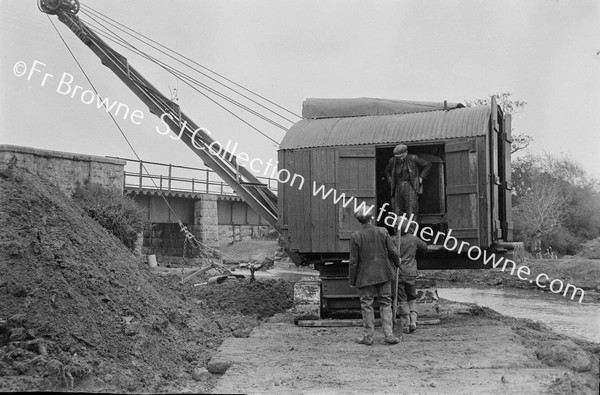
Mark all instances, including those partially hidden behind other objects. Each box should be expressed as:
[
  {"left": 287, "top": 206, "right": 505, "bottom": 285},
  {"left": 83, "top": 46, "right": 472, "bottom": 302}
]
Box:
[{"left": 393, "top": 144, "right": 408, "bottom": 155}]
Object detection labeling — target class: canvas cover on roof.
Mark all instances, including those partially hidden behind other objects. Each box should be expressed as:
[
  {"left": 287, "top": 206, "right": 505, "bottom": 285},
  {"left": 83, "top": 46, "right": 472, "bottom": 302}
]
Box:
[{"left": 302, "top": 98, "right": 464, "bottom": 119}]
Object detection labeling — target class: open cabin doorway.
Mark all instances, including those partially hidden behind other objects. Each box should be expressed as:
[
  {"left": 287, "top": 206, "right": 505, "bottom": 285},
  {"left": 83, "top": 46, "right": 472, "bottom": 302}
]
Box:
[{"left": 375, "top": 143, "right": 447, "bottom": 237}]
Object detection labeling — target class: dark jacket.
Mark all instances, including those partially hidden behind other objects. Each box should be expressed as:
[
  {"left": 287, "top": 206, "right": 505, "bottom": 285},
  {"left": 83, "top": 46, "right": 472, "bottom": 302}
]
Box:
[
  {"left": 385, "top": 154, "right": 432, "bottom": 195},
  {"left": 399, "top": 233, "right": 428, "bottom": 277},
  {"left": 349, "top": 224, "right": 400, "bottom": 288}
]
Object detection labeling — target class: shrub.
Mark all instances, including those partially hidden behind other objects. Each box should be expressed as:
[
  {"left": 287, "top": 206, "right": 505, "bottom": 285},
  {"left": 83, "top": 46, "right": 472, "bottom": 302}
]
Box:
[
  {"left": 546, "top": 226, "right": 582, "bottom": 256},
  {"left": 72, "top": 183, "right": 147, "bottom": 251}
]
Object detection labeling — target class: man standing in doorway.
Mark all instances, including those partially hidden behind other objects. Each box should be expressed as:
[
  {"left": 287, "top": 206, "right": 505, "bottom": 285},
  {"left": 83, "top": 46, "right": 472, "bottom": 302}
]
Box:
[
  {"left": 349, "top": 209, "right": 401, "bottom": 345},
  {"left": 385, "top": 144, "right": 432, "bottom": 221}
]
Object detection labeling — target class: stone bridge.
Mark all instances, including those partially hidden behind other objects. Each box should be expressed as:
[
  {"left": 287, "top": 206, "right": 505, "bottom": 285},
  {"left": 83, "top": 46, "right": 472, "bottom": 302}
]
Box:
[{"left": 116, "top": 157, "right": 278, "bottom": 263}]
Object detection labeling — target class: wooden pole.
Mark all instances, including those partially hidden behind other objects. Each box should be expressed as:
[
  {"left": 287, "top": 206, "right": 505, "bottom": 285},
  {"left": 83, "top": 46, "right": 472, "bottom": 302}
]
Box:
[{"left": 393, "top": 232, "right": 401, "bottom": 329}]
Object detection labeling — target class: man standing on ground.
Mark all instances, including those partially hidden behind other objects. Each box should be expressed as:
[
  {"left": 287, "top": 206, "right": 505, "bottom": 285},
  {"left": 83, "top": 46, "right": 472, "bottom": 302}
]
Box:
[
  {"left": 385, "top": 144, "right": 431, "bottom": 221},
  {"left": 398, "top": 223, "right": 428, "bottom": 334},
  {"left": 349, "top": 209, "right": 401, "bottom": 345}
]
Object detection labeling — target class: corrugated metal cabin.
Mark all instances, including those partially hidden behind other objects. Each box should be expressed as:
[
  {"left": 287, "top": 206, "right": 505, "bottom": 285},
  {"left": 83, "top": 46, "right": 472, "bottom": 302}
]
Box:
[{"left": 278, "top": 98, "right": 523, "bottom": 272}]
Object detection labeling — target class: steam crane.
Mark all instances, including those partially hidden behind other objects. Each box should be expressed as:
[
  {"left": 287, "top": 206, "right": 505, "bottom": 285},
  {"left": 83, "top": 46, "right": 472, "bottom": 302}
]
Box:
[
  {"left": 38, "top": 0, "right": 524, "bottom": 318},
  {"left": 38, "top": 0, "right": 280, "bottom": 232}
]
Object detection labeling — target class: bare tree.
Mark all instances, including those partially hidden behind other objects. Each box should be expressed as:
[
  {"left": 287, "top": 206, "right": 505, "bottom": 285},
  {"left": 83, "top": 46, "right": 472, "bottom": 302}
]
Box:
[
  {"left": 464, "top": 92, "right": 533, "bottom": 153},
  {"left": 513, "top": 174, "right": 566, "bottom": 238}
]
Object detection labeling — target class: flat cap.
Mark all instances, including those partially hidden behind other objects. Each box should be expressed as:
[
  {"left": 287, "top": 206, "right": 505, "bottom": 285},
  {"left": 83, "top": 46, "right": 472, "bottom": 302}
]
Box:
[{"left": 393, "top": 144, "right": 408, "bottom": 155}]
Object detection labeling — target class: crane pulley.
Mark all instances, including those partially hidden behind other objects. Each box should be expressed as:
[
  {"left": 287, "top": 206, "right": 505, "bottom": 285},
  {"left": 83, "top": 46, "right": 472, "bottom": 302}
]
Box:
[{"left": 38, "top": 0, "right": 79, "bottom": 15}]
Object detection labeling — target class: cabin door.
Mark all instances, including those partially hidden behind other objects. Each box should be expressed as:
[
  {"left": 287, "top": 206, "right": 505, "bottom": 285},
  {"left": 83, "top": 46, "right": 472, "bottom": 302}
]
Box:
[
  {"left": 444, "top": 138, "right": 483, "bottom": 247},
  {"left": 336, "top": 147, "right": 377, "bottom": 249},
  {"left": 489, "top": 98, "right": 502, "bottom": 241},
  {"left": 499, "top": 113, "right": 514, "bottom": 241}
]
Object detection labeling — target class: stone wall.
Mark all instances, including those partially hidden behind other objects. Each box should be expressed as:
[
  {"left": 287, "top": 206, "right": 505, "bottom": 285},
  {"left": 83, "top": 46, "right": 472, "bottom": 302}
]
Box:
[
  {"left": 0, "top": 145, "right": 125, "bottom": 196},
  {"left": 142, "top": 223, "right": 188, "bottom": 257},
  {"left": 141, "top": 223, "right": 207, "bottom": 266},
  {"left": 218, "top": 224, "right": 278, "bottom": 243}
]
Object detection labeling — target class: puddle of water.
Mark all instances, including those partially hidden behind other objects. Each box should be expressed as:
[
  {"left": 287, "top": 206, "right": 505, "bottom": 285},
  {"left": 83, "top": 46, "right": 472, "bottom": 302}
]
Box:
[
  {"left": 439, "top": 287, "right": 600, "bottom": 343},
  {"left": 231, "top": 268, "right": 319, "bottom": 283}
]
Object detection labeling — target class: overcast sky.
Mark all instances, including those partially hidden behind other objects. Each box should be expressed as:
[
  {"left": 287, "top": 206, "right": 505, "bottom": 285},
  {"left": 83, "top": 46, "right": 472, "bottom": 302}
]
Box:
[{"left": 1, "top": 0, "right": 599, "bottom": 179}]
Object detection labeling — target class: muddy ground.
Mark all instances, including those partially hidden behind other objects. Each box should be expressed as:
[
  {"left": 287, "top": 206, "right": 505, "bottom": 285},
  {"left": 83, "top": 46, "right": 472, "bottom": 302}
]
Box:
[
  {"left": 1, "top": 165, "right": 599, "bottom": 394},
  {"left": 210, "top": 302, "right": 599, "bottom": 394}
]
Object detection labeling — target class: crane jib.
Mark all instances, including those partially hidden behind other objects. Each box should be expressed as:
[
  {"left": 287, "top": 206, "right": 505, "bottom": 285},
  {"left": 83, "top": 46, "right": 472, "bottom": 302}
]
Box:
[
  {"left": 57, "top": 13, "right": 89, "bottom": 43},
  {"left": 39, "top": 0, "right": 280, "bottom": 232}
]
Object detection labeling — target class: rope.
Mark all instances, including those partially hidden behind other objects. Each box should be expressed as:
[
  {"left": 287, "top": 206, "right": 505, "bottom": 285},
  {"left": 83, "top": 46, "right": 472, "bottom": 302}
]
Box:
[
  {"left": 81, "top": 13, "right": 282, "bottom": 144},
  {"left": 82, "top": 14, "right": 292, "bottom": 133},
  {"left": 178, "top": 222, "right": 247, "bottom": 266},
  {"left": 80, "top": 6, "right": 297, "bottom": 127},
  {"left": 48, "top": 15, "right": 186, "bottom": 226},
  {"left": 81, "top": 3, "right": 302, "bottom": 120}
]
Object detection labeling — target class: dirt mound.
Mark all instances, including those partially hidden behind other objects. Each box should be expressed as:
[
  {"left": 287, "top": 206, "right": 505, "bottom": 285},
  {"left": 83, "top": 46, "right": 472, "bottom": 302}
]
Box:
[
  {"left": 190, "top": 279, "right": 293, "bottom": 319},
  {"left": 0, "top": 165, "right": 290, "bottom": 392}
]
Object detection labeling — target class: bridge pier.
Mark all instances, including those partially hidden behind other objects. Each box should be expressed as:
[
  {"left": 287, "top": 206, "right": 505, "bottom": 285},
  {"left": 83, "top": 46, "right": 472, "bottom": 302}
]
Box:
[{"left": 193, "top": 194, "right": 221, "bottom": 260}]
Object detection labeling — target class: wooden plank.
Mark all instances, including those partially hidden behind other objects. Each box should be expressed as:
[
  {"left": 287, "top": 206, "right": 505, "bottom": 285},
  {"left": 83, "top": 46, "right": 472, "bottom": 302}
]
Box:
[
  {"left": 337, "top": 189, "right": 374, "bottom": 196},
  {"left": 338, "top": 149, "right": 375, "bottom": 158},
  {"left": 298, "top": 319, "right": 367, "bottom": 327},
  {"left": 311, "top": 149, "right": 335, "bottom": 251},
  {"left": 287, "top": 151, "right": 299, "bottom": 250},
  {"left": 505, "top": 113, "right": 513, "bottom": 141},
  {"left": 445, "top": 139, "right": 475, "bottom": 153},
  {"left": 446, "top": 184, "right": 478, "bottom": 195},
  {"left": 477, "top": 137, "right": 490, "bottom": 247},
  {"left": 297, "top": 318, "right": 441, "bottom": 327},
  {"left": 327, "top": 149, "right": 337, "bottom": 252},
  {"left": 502, "top": 113, "right": 513, "bottom": 241},
  {"left": 310, "top": 149, "right": 322, "bottom": 251},
  {"left": 490, "top": 98, "right": 500, "bottom": 241},
  {"left": 292, "top": 150, "right": 303, "bottom": 250},
  {"left": 300, "top": 150, "right": 312, "bottom": 251},
  {"left": 451, "top": 228, "right": 479, "bottom": 239},
  {"left": 294, "top": 151, "right": 302, "bottom": 250}
]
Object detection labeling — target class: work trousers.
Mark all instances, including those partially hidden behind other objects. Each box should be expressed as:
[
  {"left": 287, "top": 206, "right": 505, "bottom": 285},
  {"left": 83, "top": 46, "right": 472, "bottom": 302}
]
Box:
[
  {"left": 357, "top": 281, "right": 393, "bottom": 340},
  {"left": 398, "top": 275, "right": 418, "bottom": 317},
  {"left": 392, "top": 181, "right": 419, "bottom": 220}
]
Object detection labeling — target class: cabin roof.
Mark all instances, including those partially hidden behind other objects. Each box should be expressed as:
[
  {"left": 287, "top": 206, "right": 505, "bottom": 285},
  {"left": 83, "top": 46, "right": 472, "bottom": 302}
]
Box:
[{"left": 279, "top": 105, "right": 491, "bottom": 150}]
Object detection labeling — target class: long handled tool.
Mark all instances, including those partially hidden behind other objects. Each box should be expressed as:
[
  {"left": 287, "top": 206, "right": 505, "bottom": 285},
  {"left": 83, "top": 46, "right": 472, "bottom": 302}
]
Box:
[
  {"left": 392, "top": 232, "right": 401, "bottom": 329},
  {"left": 393, "top": 266, "right": 399, "bottom": 329}
]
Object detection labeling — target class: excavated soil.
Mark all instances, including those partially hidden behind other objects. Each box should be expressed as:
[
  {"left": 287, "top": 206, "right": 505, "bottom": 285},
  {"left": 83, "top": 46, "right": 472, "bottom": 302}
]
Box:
[
  {"left": 189, "top": 280, "right": 293, "bottom": 319},
  {"left": 0, "top": 165, "right": 292, "bottom": 393}
]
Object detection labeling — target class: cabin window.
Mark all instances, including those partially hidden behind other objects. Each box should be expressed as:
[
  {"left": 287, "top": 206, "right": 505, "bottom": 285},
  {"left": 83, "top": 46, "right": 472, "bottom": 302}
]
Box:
[{"left": 375, "top": 144, "right": 446, "bottom": 236}]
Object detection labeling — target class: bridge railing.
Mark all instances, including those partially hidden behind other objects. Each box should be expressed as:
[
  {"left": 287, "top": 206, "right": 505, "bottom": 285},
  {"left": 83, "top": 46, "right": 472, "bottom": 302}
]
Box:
[{"left": 107, "top": 156, "right": 278, "bottom": 196}]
